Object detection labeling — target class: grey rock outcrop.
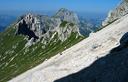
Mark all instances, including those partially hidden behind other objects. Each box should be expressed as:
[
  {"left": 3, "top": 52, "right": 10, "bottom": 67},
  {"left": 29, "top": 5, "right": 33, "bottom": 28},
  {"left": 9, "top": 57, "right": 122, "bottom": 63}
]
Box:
[
  {"left": 102, "top": 0, "right": 128, "bottom": 26},
  {"left": 15, "top": 8, "right": 81, "bottom": 46}
]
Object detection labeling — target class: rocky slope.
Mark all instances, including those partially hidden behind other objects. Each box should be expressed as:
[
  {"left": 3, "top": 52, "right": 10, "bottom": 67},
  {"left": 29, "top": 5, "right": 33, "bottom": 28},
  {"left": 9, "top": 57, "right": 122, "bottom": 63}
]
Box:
[
  {"left": 0, "top": 8, "right": 84, "bottom": 82},
  {"left": 16, "top": 8, "right": 81, "bottom": 46},
  {"left": 102, "top": 0, "right": 128, "bottom": 26},
  {"left": 9, "top": 4, "right": 128, "bottom": 82}
]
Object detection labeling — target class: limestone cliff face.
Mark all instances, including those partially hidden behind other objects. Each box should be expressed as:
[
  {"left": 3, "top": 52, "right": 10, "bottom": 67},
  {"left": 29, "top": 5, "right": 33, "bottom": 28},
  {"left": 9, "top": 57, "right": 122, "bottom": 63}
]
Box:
[
  {"left": 102, "top": 0, "right": 128, "bottom": 26},
  {"left": 15, "top": 8, "right": 81, "bottom": 46}
]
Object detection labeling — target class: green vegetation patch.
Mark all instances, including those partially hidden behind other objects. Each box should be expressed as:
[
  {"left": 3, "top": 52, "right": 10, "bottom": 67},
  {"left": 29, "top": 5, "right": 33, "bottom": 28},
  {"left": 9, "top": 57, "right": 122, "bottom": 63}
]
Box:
[
  {"left": 60, "top": 21, "right": 68, "bottom": 27},
  {"left": 0, "top": 27, "right": 84, "bottom": 82}
]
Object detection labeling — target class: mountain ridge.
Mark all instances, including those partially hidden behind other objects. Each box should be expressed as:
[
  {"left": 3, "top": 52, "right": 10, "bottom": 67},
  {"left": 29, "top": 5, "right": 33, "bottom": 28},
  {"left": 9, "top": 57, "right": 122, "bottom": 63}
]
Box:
[
  {"left": 14, "top": 8, "right": 82, "bottom": 47},
  {"left": 102, "top": 0, "right": 128, "bottom": 26},
  {"left": 0, "top": 8, "right": 85, "bottom": 82},
  {"left": 8, "top": 1, "right": 128, "bottom": 82},
  {"left": 9, "top": 12, "right": 128, "bottom": 82}
]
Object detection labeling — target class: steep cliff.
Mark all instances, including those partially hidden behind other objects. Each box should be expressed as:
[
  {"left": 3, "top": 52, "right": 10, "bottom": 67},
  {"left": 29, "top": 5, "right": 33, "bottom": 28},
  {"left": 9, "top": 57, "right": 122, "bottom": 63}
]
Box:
[
  {"left": 15, "top": 8, "right": 81, "bottom": 46},
  {"left": 102, "top": 0, "right": 128, "bottom": 26}
]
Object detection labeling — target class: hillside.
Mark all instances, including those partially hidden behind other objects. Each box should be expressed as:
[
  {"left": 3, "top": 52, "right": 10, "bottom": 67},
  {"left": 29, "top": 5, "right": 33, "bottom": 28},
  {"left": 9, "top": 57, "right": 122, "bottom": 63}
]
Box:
[
  {"left": 0, "top": 9, "right": 85, "bottom": 82},
  {"left": 9, "top": 5, "right": 128, "bottom": 82}
]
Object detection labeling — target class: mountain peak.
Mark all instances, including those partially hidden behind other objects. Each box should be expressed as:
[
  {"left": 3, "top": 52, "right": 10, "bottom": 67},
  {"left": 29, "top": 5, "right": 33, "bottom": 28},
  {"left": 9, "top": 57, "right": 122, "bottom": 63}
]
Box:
[
  {"left": 102, "top": 0, "right": 128, "bottom": 26},
  {"left": 58, "top": 8, "right": 69, "bottom": 12},
  {"left": 0, "top": 9, "right": 84, "bottom": 82},
  {"left": 55, "top": 8, "right": 79, "bottom": 24},
  {"left": 15, "top": 9, "right": 81, "bottom": 47},
  {"left": 9, "top": 8, "right": 128, "bottom": 82}
]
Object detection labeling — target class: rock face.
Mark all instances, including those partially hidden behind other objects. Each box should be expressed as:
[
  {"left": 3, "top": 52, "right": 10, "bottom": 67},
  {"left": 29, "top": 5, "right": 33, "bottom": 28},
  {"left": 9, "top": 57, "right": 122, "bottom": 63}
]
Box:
[
  {"left": 102, "top": 0, "right": 128, "bottom": 26},
  {"left": 15, "top": 8, "right": 81, "bottom": 46},
  {"left": 16, "top": 20, "right": 39, "bottom": 40}
]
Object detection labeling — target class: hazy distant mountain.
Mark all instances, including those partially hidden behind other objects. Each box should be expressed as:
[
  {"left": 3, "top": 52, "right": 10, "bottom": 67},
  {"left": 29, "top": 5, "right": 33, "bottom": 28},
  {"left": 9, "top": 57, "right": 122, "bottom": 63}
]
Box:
[
  {"left": 77, "top": 12, "right": 106, "bottom": 36},
  {"left": 0, "top": 26, "right": 5, "bottom": 32},
  {"left": 0, "top": 15, "right": 16, "bottom": 31},
  {"left": 79, "top": 16, "right": 103, "bottom": 36}
]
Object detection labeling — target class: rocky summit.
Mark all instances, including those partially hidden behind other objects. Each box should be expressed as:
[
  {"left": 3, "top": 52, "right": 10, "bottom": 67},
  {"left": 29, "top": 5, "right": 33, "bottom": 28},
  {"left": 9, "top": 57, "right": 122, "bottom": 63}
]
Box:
[
  {"left": 102, "top": 0, "right": 128, "bottom": 26},
  {"left": 15, "top": 8, "right": 81, "bottom": 47},
  {"left": 0, "top": 8, "right": 84, "bottom": 82}
]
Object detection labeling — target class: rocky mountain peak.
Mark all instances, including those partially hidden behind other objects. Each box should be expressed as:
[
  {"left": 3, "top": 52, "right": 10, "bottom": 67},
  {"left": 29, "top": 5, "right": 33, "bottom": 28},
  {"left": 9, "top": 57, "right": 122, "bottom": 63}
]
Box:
[
  {"left": 102, "top": 0, "right": 128, "bottom": 26},
  {"left": 55, "top": 8, "right": 79, "bottom": 24},
  {"left": 15, "top": 9, "right": 81, "bottom": 46},
  {"left": 58, "top": 8, "right": 69, "bottom": 12},
  {"left": 0, "top": 9, "right": 85, "bottom": 82}
]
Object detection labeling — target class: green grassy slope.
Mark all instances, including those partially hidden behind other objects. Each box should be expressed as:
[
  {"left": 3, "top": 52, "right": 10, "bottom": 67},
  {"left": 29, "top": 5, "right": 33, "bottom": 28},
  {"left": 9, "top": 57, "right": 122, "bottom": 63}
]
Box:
[{"left": 0, "top": 26, "right": 84, "bottom": 82}]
